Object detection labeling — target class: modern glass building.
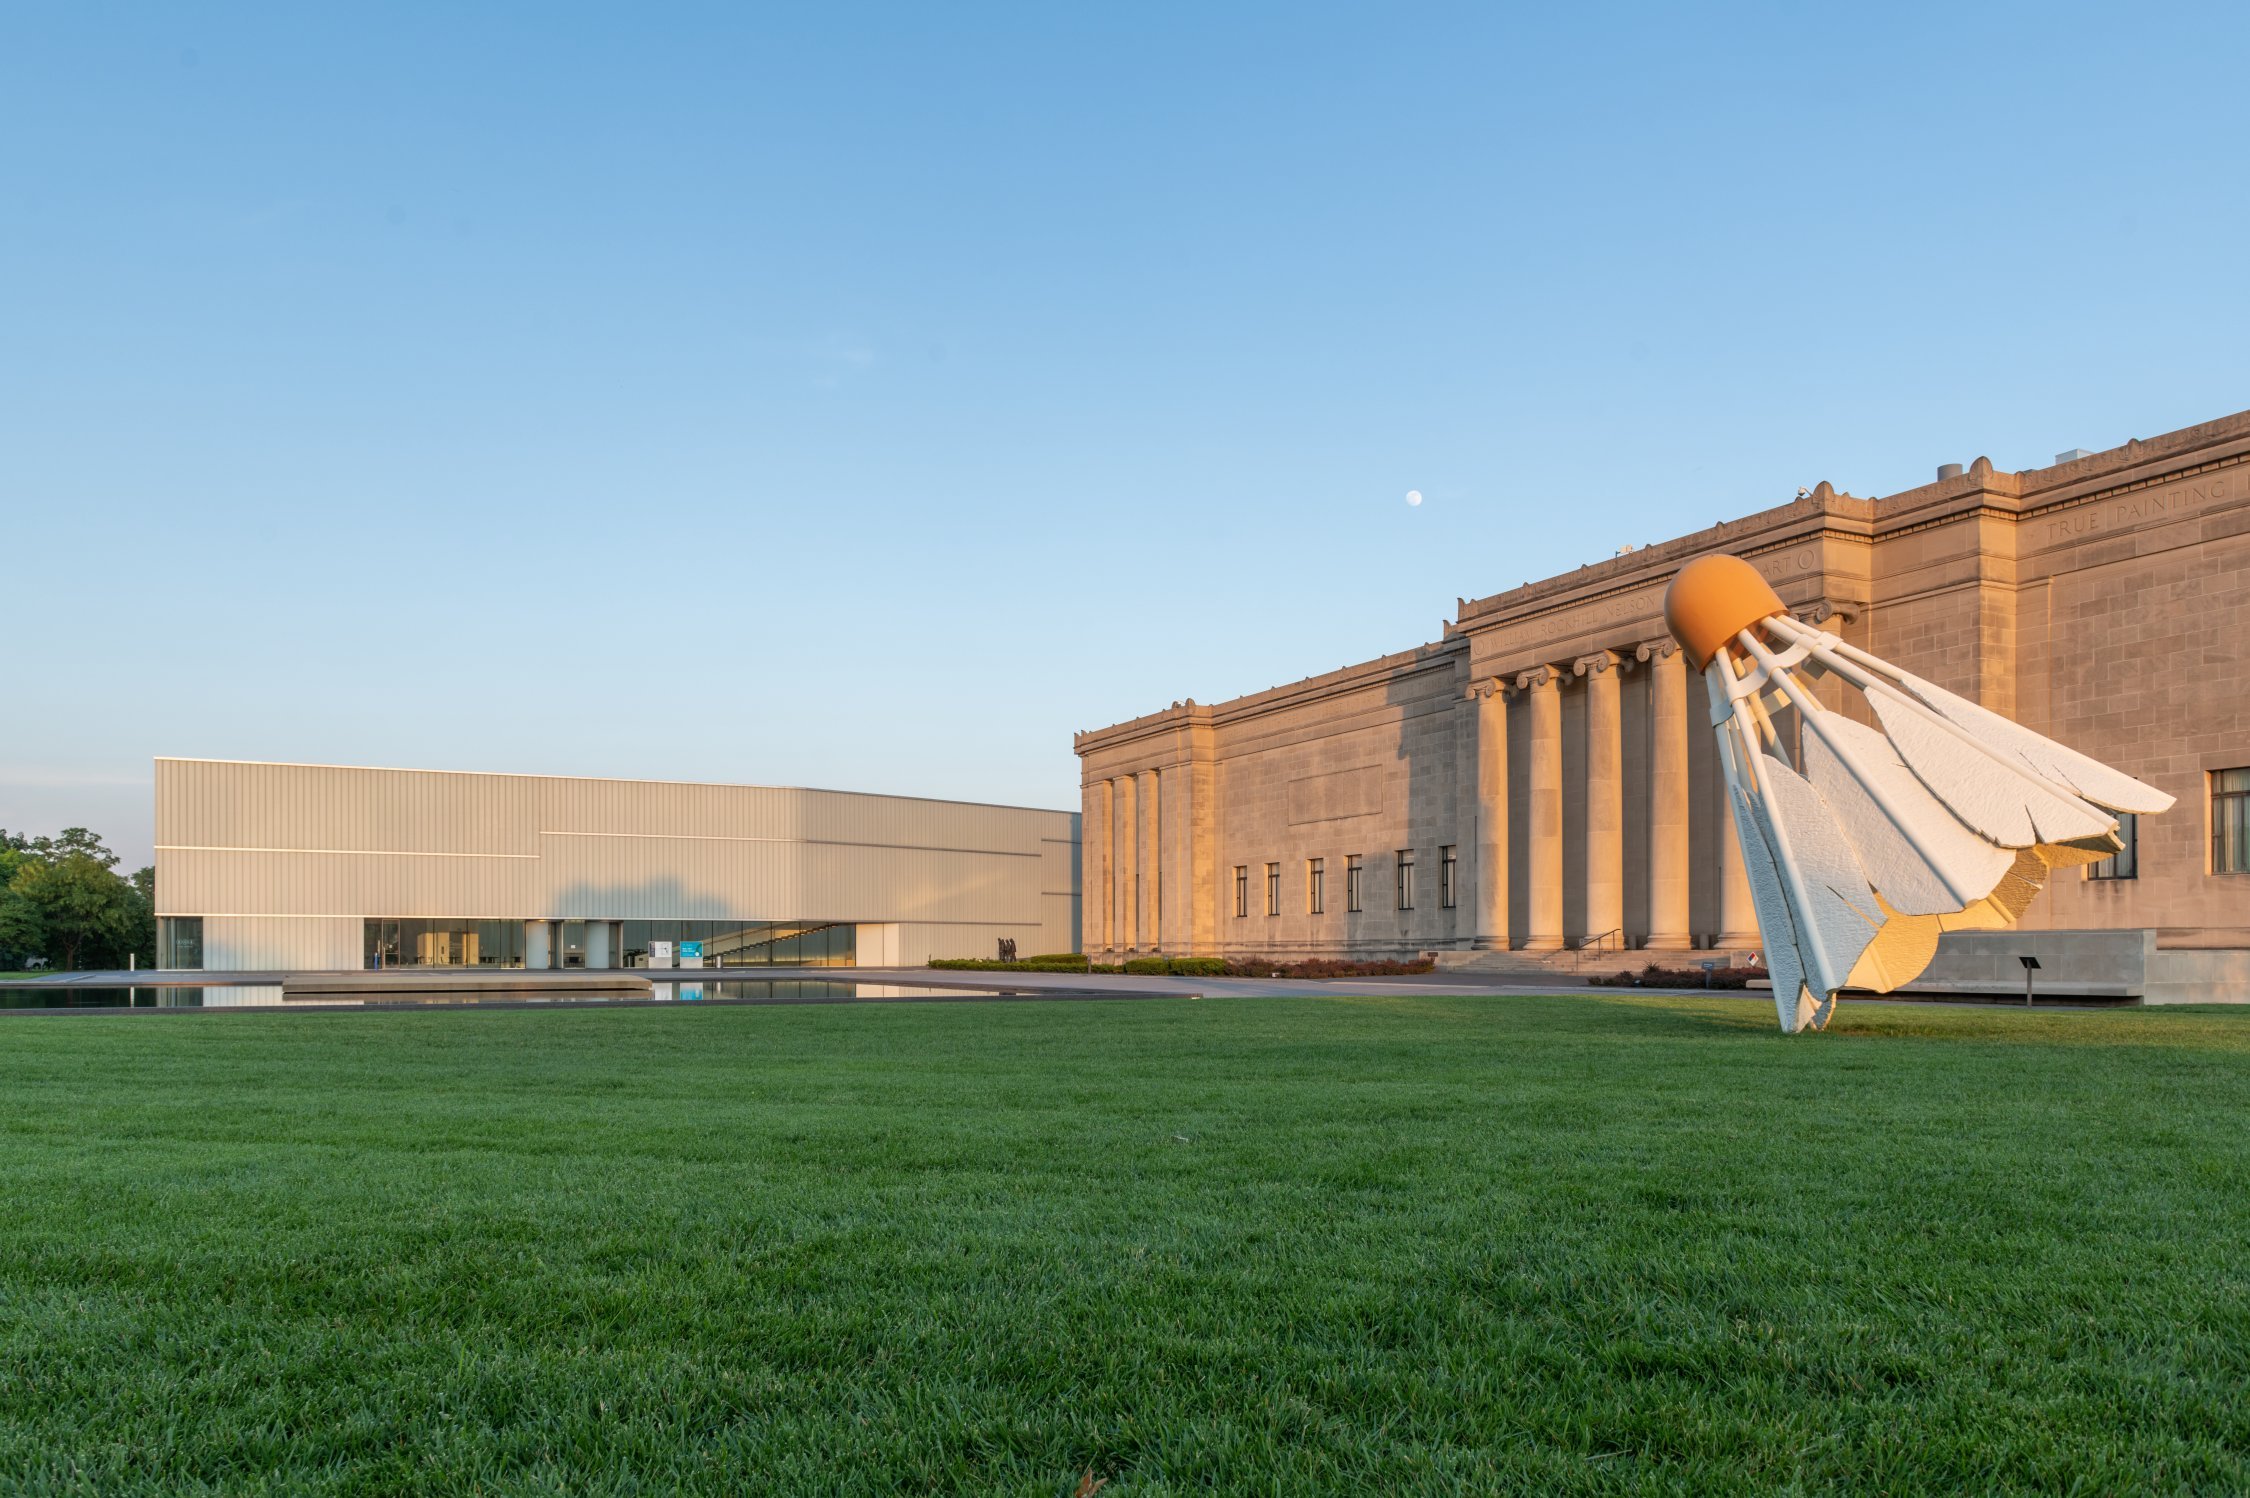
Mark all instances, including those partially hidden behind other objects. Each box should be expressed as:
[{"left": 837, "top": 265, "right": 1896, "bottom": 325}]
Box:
[
  {"left": 154, "top": 759, "right": 1080, "bottom": 972},
  {"left": 353, "top": 918, "right": 858, "bottom": 970}
]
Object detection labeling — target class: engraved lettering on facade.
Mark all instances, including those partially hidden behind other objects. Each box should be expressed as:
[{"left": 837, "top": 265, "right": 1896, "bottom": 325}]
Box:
[{"left": 2047, "top": 474, "right": 2229, "bottom": 544}]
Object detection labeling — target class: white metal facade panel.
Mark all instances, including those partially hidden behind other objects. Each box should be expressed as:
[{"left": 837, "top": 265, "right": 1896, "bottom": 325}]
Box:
[
  {"left": 203, "top": 916, "right": 361, "bottom": 971},
  {"left": 157, "top": 760, "right": 1080, "bottom": 964},
  {"left": 1039, "top": 893, "right": 1081, "bottom": 955}
]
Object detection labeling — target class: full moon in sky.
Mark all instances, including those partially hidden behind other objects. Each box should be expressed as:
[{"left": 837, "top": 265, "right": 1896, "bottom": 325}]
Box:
[{"left": 1405, "top": 490, "right": 1423, "bottom": 506}]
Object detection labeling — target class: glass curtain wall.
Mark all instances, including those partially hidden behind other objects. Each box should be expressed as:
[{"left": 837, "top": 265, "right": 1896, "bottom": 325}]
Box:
[
  {"left": 364, "top": 919, "right": 527, "bottom": 969},
  {"left": 359, "top": 919, "right": 856, "bottom": 968},
  {"left": 620, "top": 921, "right": 856, "bottom": 968}
]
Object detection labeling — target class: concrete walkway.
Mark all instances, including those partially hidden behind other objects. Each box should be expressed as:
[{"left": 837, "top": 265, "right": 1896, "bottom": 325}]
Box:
[
  {"left": 0, "top": 966, "right": 2130, "bottom": 1015},
  {"left": 1, "top": 965, "right": 1666, "bottom": 1000}
]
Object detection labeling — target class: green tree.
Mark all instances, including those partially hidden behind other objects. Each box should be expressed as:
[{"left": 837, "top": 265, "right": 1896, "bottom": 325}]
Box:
[
  {"left": 125, "top": 866, "right": 157, "bottom": 967},
  {"left": 8, "top": 854, "right": 136, "bottom": 970},
  {"left": 27, "top": 827, "right": 120, "bottom": 868},
  {"left": 0, "top": 832, "right": 36, "bottom": 967},
  {"left": 0, "top": 829, "right": 151, "bottom": 970}
]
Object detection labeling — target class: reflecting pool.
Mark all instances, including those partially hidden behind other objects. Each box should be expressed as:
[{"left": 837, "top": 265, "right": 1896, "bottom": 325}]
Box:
[{"left": 0, "top": 980, "right": 1054, "bottom": 1013}]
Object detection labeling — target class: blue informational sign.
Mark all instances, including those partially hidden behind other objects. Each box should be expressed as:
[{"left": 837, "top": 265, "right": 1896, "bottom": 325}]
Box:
[{"left": 679, "top": 941, "right": 703, "bottom": 959}]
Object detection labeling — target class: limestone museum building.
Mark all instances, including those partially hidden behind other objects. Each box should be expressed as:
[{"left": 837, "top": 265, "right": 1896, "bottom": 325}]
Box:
[{"left": 1076, "top": 408, "right": 2250, "bottom": 978}]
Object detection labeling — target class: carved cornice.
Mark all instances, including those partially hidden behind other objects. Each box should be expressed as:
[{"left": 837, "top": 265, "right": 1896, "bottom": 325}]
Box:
[{"left": 1572, "top": 649, "right": 1620, "bottom": 677}]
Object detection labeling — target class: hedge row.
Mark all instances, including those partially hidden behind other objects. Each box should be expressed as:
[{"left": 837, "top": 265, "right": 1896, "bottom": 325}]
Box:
[
  {"left": 1120, "top": 957, "right": 1229, "bottom": 976},
  {"left": 926, "top": 955, "right": 1435, "bottom": 979},
  {"left": 1590, "top": 962, "right": 1768, "bottom": 990},
  {"left": 928, "top": 955, "right": 1092, "bottom": 972}
]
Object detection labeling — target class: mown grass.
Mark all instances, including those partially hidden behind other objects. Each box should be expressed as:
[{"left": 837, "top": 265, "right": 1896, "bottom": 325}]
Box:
[{"left": 2, "top": 994, "right": 2246, "bottom": 1495}]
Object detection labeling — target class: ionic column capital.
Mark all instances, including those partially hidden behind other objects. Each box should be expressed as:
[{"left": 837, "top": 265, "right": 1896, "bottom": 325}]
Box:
[
  {"left": 1464, "top": 676, "right": 1509, "bottom": 701},
  {"left": 1513, "top": 664, "right": 1560, "bottom": 691},
  {"left": 1798, "top": 599, "right": 1860, "bottom": 626},
  {"left": 1572, "top": 649, "right": 1621, "bottom": 678},
  {"left": 1634, "top": 637, "right": 1680, "bottom": 663}
]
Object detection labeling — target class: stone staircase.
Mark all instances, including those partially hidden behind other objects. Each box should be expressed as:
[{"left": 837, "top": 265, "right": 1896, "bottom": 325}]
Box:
[{"left": 1430, "top": 944, "right": 1763, "bottom": 983}]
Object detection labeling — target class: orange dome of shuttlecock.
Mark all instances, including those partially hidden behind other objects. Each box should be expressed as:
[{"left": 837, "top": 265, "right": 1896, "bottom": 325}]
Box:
[{"left": 1664, "top": 554, "right": 1786, "bottom": 669}]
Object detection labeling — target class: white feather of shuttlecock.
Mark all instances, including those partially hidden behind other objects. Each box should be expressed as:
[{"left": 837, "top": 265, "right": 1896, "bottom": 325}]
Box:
[{"left": 1706, "top": 614, "right": 2173, "bottom": 1033}]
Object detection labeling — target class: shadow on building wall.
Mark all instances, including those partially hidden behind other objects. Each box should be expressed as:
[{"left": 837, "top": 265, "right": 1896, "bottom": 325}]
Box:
[{"left": 1379, "top": 643, "right": 1475, "bottom": 956}]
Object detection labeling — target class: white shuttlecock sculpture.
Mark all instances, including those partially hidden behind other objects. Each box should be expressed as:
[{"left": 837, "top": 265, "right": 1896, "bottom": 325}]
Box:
[{"left": 1664, "top": 555, "right": 2172, "bottom": 1033}]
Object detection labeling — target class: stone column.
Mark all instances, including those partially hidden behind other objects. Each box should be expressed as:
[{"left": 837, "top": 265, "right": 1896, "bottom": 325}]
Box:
[
  {"left": 1114, "top": 774, "right": 1139, "bottom": 952},
  {"left": 1187, "top": 754, "right": 1218, "bottom": 953},
  {"left": 1156, "top": 764, "right": 1179, "bottom": 955},
  {"left": 1472, "top": 681, "right": 1510, "bottom": 950},
  {"left": 1636, "top": 639, "right": 1691, "bottom": 950},
  {"left": 1717, "top": 789, "right": 1760, "bottom": 949},
  {"left": 1700, "top": 650, "right": 1761, "bottom": 949},
  {"left": 1518, "top": 666, "right": 1563, "bottom": 951},
  {"left": 1710, "top": 643, "right": 1764, "bottom": 940},
  {"left": 1083, "top": 780, "right": 1110, "bottom": 955},
  {"left": 1138, "top": 768, "right": 1161, "bottom": 952},
  {"left": 1574, "top": 651, "right": 1623, "bottom": 948}
]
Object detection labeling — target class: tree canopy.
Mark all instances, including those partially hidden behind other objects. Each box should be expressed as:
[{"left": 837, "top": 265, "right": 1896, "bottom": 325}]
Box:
[{"left": 0, "top": 829, "right": 154, "bottom": 972}]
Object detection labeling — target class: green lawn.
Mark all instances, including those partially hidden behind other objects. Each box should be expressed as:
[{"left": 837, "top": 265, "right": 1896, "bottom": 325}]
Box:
[{"left": 2, "top": 995, "right": 2246, "bottom": 1495}]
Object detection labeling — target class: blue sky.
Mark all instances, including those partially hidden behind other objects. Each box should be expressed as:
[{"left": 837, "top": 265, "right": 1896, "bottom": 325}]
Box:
[{"left": 7, "top": 2, "right": 2248, "bottom": 867}]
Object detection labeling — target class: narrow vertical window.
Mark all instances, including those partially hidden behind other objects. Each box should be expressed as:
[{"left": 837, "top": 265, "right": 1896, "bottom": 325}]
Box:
[
  {"left": 160, "top": 916, "right": 205, "bottom": 971},
  {"left": 1234, "top": 865, "right": 1249, "bottom": 918},
  {"left": 1440, "top": 844, "right": 1457, "bottom": 908},
  {"left": 1266, "top": 862, "right": 1280, "bottom": 916},
  {"left": 1396, "top": 849, "right": 1415, "bottom": 910},
  {"left": 2215, "top": 769, "right": 2250, "bottom": 875},
  {"left": 2085, "top": 815, "right": 2138, "bottom": 881},
  {"left": 1308, "top": 857, "right": 1325, "bottom": 915},
  {"left": 1346, "top": 855, "right": 1363, "bottom": 913}
]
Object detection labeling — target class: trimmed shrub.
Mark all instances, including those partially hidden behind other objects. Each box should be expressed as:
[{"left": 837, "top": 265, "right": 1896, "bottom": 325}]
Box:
[
  {"left": 926, "top": 955, "right": 1111, "bottom": 974},
  {"left": 1590, "top": 961, "right": 1768, "bottom": 990},
  {"left": 928, "top": 954, "right": 1438, "bottom": 980},
  {"left": 1220, "top": 957, "right": 1436, "bottom": 979},
  {"left": 1107, "top": 957, "right": 1235, "bottom": 977}
]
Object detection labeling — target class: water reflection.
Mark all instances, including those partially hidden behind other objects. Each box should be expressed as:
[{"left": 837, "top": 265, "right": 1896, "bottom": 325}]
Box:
[
  {"left": 0, "top": 981, "right": 1016, "bottom": 1012},
  {"left": 0, "top": 986, "right": 290, "bottom": 1010}
]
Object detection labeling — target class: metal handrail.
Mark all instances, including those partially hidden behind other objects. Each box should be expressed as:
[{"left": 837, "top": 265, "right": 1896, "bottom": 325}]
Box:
[{"left": 1572, "top": 928, "right": 1624, "bottom": 970}]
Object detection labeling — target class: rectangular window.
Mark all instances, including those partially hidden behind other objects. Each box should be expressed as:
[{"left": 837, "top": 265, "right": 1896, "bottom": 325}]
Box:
[
  {"left": 1266, "top": 862, "right": 1281, "bottom": 916},
  {"left": 1396, "top": 849, "right": 1415, "bottom": 910},
  {"left": 1346, "top": 855, "right": 1363, "bottom": 914},
  {"left": 2216, "top": 769, "right": 2250, "bottom": 875},
  {"left": 1308, "top": 857, "right": 1325, "bottom": 915},
  {"left": 1440, "top": 845, "right": 1458, "bottom": 908},
  {"left": 2086, "top": 814, "right": 2138, "bottom": 881},
  {"left": 158, "top": 916, "right": 204, "bottom": 970},
  {"left": 1234, "top": 865, "right": 1249, "bottom": 918}
]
